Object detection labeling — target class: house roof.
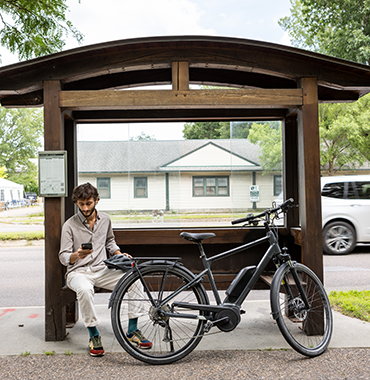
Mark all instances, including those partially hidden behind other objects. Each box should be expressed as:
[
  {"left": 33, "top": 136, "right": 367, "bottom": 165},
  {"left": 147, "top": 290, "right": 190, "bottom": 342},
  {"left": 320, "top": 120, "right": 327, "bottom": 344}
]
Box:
[
  {"left": 78, "top": 139, "right": 262, "bottom": 174},
  {"left": 0, "top": 177, "right": 24, "bottom": 189}
]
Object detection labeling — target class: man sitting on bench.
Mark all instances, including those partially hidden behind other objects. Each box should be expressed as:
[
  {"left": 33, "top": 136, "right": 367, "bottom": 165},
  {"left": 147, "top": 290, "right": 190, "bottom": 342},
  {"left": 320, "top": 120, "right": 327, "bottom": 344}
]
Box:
[{"left": 59, "top": 182, "right": 152, "bottom": 356}]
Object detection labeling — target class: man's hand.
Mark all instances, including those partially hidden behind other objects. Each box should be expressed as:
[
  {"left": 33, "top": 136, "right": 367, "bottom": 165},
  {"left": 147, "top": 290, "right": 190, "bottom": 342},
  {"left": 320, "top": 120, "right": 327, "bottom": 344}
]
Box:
[
  {"left": 69, "top": 246, "right": 93, "bottom": 264},
  {"left": 114, "top": 250, "right": 132, "bottom": 259}
]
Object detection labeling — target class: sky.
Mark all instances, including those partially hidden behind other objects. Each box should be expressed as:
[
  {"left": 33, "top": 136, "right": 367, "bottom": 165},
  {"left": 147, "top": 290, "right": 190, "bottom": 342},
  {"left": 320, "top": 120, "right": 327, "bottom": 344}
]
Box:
[{"left": 1, "top": 0, "right": 293, "bottom": 141}]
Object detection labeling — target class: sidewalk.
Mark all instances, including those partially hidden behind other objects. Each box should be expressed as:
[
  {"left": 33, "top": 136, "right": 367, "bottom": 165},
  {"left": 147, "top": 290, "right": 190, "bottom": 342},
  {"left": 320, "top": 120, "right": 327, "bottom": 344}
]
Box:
[{"left": 1, "top": 299, "right": 369, "bottom": 356}]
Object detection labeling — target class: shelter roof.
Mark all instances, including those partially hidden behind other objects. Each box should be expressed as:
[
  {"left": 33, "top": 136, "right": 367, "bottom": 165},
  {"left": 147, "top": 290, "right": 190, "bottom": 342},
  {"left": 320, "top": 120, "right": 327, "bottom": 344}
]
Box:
[{"left": 1, "top": 37, "right": 370, "bottom": 103}]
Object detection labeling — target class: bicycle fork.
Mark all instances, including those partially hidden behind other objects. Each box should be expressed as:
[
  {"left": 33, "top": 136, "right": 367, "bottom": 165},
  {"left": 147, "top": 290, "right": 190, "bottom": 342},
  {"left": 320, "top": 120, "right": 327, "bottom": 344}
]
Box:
[{"left": 276, "top": 251, "right": 311, "bottom": 312}]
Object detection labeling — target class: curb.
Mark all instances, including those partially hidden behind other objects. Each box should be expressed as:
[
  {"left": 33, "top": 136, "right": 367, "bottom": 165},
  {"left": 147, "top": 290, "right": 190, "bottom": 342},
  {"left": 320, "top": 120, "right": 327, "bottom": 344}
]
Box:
[{"left": 0, "top": 240, "right": 45, "bottom": 247}]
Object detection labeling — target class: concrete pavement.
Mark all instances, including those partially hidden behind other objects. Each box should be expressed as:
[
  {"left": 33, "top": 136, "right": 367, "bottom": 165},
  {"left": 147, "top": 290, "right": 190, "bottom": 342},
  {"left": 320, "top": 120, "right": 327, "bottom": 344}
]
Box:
[
  {"left": 1, "top": 299, "right": 369, "bottom": 357},
  {"left": 1, "top": 205, "right": 369, "bottom": 360}
]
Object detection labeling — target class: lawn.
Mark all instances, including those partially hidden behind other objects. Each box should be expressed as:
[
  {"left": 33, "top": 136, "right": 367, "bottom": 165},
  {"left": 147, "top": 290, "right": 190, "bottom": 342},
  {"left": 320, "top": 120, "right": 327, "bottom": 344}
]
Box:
[{"left": 329, "top": 290, "right": 370, "bottom": 322}]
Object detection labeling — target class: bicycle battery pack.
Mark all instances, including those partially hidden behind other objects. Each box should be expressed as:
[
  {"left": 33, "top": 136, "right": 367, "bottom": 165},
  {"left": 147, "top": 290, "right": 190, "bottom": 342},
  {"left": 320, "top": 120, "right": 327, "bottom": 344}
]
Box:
[{"left": 225, "top": 265, "right": 256, "bottom": 303}]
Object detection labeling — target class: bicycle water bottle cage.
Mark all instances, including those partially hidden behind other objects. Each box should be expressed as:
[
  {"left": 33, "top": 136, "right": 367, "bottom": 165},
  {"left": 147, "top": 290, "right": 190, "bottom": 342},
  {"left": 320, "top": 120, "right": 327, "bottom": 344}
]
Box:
[{"left": 180, "top": 232, "right": 216, "bottom": 243}]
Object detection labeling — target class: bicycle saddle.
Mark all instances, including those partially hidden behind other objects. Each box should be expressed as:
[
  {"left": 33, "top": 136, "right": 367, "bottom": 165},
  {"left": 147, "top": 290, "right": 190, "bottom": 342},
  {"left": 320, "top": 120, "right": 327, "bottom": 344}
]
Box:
[{"left": 180, "top": 232, "right": 216, "bottom": 242}]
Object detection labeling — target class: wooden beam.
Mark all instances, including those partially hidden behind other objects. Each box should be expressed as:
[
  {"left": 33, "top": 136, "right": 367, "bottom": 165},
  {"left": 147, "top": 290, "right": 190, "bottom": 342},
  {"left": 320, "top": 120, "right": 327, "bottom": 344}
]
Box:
[
  {"left": 72, "top": 108, "right": 287, "bottom": 122},
  {"left": 44, "top": 80, "right": 66, "bottom": 341},
  {"left": 297, "top": 77, "right": 323, "bottom": 282},
  {"left": 59, "top": 88, "right": 303, "bottom": 110},
  {"left": 172, "top": 62, "right": 189, "bottom": 91}
]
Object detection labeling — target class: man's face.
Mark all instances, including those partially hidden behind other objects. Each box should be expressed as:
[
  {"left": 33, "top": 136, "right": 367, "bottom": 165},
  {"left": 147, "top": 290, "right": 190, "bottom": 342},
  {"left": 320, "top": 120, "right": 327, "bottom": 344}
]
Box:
[{"left": 76, "top": 197, "right": 97, "bottom": 218}]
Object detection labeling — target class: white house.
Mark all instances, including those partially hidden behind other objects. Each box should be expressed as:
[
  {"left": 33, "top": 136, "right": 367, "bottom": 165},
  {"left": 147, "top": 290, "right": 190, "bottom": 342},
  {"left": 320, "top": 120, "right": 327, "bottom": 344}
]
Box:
[
  {"left": 77, "top": 139, "right": 282, "bottom": 213},
  {"left": 0, "top": 177, "right": 24, "bottom": 204}
]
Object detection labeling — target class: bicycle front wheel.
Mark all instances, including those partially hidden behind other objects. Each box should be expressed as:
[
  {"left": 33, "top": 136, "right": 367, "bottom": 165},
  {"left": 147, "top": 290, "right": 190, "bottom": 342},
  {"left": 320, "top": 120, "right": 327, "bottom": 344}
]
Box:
[
  {"left": 270, "top": 263, "right": 333, "bottom": 357},
  {"left": 111, "top": 264, "right": 209, "bottom": 365}
]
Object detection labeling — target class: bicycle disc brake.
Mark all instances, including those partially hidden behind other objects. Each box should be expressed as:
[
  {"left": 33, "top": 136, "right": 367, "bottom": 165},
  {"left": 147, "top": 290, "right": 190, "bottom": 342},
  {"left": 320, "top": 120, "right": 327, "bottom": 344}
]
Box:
[{"left": 290, "top": 297, "right": 308, "bottom": 321}]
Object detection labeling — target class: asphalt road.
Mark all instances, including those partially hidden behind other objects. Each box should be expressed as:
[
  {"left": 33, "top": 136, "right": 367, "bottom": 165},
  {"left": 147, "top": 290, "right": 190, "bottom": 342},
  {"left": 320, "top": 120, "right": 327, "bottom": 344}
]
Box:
[{"left": 1, "top": 245, "right": 370, "bottom": 308}]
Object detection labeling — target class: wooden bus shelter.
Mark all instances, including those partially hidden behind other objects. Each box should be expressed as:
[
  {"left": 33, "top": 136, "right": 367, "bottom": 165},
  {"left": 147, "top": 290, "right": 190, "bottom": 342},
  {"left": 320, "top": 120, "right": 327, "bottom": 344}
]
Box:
[{"left": 0, "top": 36, "right": 370, "bottom": 341}]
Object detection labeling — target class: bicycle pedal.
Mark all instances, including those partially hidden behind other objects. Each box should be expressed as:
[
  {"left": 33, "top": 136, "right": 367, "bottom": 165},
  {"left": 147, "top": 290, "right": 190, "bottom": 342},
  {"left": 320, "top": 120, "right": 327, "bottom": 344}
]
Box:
[
  {"left": 204, "top": 321, "right": 213, "bottom": 333},
  {"left": 240, "top": 309, "right": 246, "bottom": 314}
]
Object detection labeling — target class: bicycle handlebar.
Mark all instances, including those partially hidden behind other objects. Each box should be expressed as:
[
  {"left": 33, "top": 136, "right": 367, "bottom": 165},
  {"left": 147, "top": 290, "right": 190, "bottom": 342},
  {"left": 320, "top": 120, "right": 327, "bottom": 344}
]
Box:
[{"left": 231, "top": 198, "right": 294, "bottom": 225}]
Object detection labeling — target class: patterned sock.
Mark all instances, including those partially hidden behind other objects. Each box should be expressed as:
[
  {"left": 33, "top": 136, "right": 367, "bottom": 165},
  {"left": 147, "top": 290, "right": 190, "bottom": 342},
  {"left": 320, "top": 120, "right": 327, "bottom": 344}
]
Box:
[
  {"left": 87, "top": 326, "right": 99, "bottom": 338},
  {"left": 128, "top": 318, "right": 138, "bottom": 334}
]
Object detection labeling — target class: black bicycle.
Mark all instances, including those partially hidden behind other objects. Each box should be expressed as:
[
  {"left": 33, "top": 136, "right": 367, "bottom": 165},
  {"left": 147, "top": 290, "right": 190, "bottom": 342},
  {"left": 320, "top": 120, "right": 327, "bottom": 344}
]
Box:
[{"left": 109, "top": 198, "right": 333, "bottom": 365}]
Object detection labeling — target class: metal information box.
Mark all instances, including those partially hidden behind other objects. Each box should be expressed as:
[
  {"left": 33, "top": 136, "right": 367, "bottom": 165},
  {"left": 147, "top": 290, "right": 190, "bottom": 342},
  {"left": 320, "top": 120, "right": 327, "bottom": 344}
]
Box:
[{"left": 38, "top": 151, "right": 67, "bottom": 197}]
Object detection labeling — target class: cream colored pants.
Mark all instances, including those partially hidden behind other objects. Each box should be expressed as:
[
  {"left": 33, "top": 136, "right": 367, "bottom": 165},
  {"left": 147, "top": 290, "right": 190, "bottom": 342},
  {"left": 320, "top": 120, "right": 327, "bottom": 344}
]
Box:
[{"left": 67, "top": 267, "right": 145, "bottom": 327}]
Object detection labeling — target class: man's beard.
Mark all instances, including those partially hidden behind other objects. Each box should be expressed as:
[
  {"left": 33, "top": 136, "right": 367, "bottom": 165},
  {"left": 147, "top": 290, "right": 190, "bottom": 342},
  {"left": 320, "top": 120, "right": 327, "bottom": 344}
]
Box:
[{"left": 79, "top": 204, "right": 96, "bottom": 218}]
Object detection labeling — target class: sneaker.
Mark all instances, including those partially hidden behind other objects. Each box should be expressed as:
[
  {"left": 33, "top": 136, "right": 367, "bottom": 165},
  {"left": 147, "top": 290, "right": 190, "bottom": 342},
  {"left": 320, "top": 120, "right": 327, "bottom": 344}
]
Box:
[
  {"left": 127, "top": 329, "right": 152, "bottom": 349},
  {"left": 89, "top": 335, "right": 105, "bottom": 356}
]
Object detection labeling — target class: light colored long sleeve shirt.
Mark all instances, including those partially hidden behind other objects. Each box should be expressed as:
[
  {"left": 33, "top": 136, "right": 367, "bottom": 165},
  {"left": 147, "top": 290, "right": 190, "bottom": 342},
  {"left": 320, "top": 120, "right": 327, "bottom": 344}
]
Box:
[{"left": 59, "top": 210, "right": 120, "bottom": 278}]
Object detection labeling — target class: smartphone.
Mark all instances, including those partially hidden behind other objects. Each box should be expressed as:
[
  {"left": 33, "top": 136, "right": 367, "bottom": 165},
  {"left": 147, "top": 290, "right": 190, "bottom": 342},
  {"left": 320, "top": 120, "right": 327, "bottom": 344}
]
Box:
[{"left": 81, "top": 242, "right": 93, "bottom": 250}]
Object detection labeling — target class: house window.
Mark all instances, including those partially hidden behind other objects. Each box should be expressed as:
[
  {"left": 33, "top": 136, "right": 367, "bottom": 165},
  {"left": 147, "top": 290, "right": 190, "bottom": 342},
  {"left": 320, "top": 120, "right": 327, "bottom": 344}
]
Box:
[
  {"left": 134, "top": 177, "right": 148, "bottom": 198},
  {"left": 193, "top": 176, "right": 229, "bottom": 197},
  {"left": 274, "top": 175, "right": 282, "bottom": 196},
  {"left": 97, "top": 178, "right": 111, "bottom": 198},
  {"left": 0, "top": 189, "right": 4, "bottom": 202}
]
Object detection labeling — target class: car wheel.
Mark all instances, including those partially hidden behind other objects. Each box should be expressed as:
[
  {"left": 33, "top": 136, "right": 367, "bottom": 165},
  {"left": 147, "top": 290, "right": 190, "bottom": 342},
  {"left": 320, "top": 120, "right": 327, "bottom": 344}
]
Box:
[{"left": 323, "top": 221, "right": 356, "bottom": 255}]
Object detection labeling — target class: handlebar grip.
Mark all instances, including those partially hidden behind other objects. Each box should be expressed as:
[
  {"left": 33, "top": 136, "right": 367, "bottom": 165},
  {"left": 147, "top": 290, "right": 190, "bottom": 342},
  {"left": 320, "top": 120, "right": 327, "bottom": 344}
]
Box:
[{"left": 231, "top": 217, "right": 249, "bottom": 225}]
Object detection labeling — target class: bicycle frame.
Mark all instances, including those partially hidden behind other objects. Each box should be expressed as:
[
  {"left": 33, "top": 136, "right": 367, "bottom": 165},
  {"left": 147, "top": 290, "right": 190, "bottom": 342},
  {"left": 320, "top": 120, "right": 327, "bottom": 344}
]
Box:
[
  {"left": 190, "top": 225, "right": 281, "bottom": 307},
  {"left": 135, "top": 223, "right": 283, "bottom": 315}
]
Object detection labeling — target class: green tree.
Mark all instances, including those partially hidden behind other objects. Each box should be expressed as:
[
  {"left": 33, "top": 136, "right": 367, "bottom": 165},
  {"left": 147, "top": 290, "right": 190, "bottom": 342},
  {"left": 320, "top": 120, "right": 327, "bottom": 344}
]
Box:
[
  {"left": 248, "top": 122, "right": 282, "bottom": 173},
  {"left": 0, "top": 166, "right": 6, "bottom": 178},
  {"left": 0, "top": 107, "right": 43, "bottom": 191},
  {"left": 279, "top": 0, "right": 370, "bottom": 64},
  {"left": 8, "top": 162, "right": 39, "bottom": 193},
  {"left": 320, "top": 95, "right": 370, "bottom": 175},
  {"left": 129, "top": 132, "right": 156, "bottom": 141},
  {"left": 182, "top": 121, "right": 229, "bottom": 139},
  {"left": 0, "top": 0, "right": 83, "bottom": 61}
]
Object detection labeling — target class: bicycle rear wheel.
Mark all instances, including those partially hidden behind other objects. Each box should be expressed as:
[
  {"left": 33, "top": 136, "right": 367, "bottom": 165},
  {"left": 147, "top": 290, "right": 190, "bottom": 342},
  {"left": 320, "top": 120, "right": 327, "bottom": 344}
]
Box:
[
  {"left": 111, "top": 264, "right": 209, "bottom": 365},
  {"left": 270, "top": 263, "right": 333, "bottom": 357}
]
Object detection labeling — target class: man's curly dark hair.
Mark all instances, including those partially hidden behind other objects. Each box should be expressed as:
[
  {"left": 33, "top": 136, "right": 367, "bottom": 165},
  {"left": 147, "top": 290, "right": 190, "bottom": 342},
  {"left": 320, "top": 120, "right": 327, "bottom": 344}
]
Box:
[{"left": 72, "top": 183, "right": 99, "bottom": 203}]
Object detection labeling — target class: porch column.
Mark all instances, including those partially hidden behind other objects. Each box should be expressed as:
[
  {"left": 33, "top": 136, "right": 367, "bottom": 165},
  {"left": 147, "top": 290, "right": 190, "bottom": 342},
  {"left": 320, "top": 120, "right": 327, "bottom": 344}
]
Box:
[
  {"left": 44, "top": 80, "right": 66, "bottom": 341},
  {"left": 297, "top": 78, "right": 323, "bottom": 281}
]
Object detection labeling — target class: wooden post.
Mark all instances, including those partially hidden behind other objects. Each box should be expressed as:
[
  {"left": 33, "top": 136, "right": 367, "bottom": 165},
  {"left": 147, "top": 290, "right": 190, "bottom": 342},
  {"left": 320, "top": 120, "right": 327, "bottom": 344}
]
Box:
[
  {"left": 283, "top": 115, "right": 299, "bottom": 228},
  {"left": 172, "top": 61, "right": 189, "bottom": 91},
  {"left": 64, "top": 115, "right": 77, "bottom": 220},
  {"left": 63, "top": 115, "right": 79, "bottom": 326},
  {"left": 297, "top": 78, "right": 323, "bottom": 282},
  {"left": 44, "top": 80, "right": 66, "bottom": 341}
]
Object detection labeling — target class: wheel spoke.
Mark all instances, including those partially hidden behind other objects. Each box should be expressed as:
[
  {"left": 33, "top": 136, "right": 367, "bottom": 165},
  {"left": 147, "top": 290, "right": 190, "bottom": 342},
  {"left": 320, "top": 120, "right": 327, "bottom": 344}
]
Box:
[
  {"left": 111, "top": 265, "right": 207, "bottom": 364},
  {"left": 271, "top": 263, "right": 333, "bottom": 357}
]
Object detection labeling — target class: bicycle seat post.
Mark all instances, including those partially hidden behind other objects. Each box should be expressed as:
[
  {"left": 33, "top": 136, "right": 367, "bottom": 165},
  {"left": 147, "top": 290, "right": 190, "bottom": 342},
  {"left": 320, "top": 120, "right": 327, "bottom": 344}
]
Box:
[{"left": 196, "top": 241, "right": 207, "bottom": 260}]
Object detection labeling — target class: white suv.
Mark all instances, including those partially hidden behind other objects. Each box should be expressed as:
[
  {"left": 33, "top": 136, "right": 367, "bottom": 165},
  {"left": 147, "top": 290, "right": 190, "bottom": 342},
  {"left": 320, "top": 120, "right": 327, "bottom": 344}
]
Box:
[
  {"left": 321, "top": 175, "right": 370, "bottom": 255},
  {"left": 275, "top": 175, "right": 370, "bottom": 254}
]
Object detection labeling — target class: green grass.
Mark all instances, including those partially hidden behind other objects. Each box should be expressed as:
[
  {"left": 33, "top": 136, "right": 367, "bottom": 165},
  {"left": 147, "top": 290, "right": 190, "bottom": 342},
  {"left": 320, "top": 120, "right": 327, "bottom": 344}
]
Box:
[
  {"left": 43, "top": 350, "right": 56, "bottom": 356},
  {"left": 329, "top": 290, "right": 370, "bottom": 322},
  {"left": 0, "top": 231, "right": 44, "bottom": 241}
]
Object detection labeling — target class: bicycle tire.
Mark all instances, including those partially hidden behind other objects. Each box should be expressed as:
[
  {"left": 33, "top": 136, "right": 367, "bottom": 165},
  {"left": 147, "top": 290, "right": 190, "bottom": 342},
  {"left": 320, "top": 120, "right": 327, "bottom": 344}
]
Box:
[
  {"left": 111, "top": 264, "right": 209, "bottom": 365},
  {"left": 270, "top": 262, "right": 333, "bottom": 357}
]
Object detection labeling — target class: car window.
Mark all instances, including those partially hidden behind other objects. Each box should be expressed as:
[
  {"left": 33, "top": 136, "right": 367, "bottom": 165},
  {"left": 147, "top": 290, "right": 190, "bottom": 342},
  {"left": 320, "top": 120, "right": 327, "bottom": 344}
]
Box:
[
  {"left": 349, "top": 182, "right": 370, "bottom": 199},
  {"left": 321, "top": 182, "right": 345, "bottom": 198},
  {"left": 347, "top": 182, "right": 359, "bottom": 199}
]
